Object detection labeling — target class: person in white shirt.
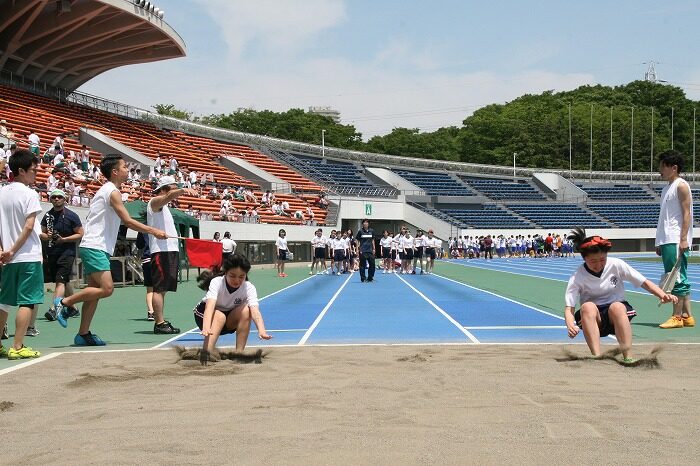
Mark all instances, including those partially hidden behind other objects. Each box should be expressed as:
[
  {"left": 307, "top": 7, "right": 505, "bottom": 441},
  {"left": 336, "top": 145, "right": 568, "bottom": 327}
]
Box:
[
  {"left": 27, "top": 130, "right": 40, "bottom": 156},
  {"left": 147, "top": 175, "right": 197, "bottom": 334},
  {"left": 0, "top": 150, "right": 44, "bottom": 359},
  {"left": 379, "top": 231, "right": 394, "bottom": 274},
  {"left": 330, "top": 231, "right": 346, "bottom": 276},
  {"left": 53, "top": 133, "right": 65, "bottom": 155},
  {"left": 564, "top": 227, "right": 676, "bottom": 364},
  {"left": 275, "top": 229, "right": 289, "bottom": 278},
  {"left": 424, "top": 230, "right": 439, "bottom": 274},
  {"left": 655, "top": 150, "right": 695, "bottom": 329},
  {"left": 54, "top": 155, "right": 167, "bottom": 346},
  {"left": 194, "top": 253, "right": 272, "bottom": 360},
  {"left": 52, "top": 151, "right": 65, "bottom": 168},
  {"left": 188, "top": 169, "right": 198, "bottom": 186},
  {"left": 310, "top": 229, "right": 328, "bottom": 275},
  {"left": 399, "top": 229, "right": 414, "bottom": 274},
  {"left": 47, "top": 170, "right": 59, "bottom": 193},
  {"left": 168, "top": 156, "right": 178, "bottom": 175},
  {"left": 305, "top": 205, "right": 315, "bottom": 225},
  {"left": 221, "top": 231, "right": 236, "bottom": 260},
  {"left": 412, "top": 230, "right": 425, "bottom": 274}
]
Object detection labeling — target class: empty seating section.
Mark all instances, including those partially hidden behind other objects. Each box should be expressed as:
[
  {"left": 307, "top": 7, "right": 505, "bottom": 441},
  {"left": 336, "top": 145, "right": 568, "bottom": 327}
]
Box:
[
  {"left": 506, "top": 204, "right": 611, "bottom": 228},
  {"left": 460, "top": 176, "right": 546, "bottom": 200},
  {"left": 278, "top": 152, "right": 392, "bottom": 196},
  {"left": 442, "top": 205, "right": 530, "bottom": 228},
  {"left": 653, "top": 185, "right": 700, "bottom": 199},
  {"left": 588, "top": 204, "right": 659, "bottom": 227},
  {"left": 577, "top": 183, "right": 655, "bottom": 200},
  {"left": 394, "top": 169, "right": 475, "bottom": 196},
  {"left": 0, "top": 86, "right": 326, "bottom": 225}
]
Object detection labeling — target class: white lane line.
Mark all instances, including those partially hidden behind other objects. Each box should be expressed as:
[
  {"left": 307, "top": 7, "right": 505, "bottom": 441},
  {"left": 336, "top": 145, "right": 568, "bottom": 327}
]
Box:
[
  {"left": 465, "top": 326, "right": 567, "bottom": 330},
  {"left": 0, "top": 352, "right": 62, "bottom": 376},
  {"left": 298, "top": 273, "right": 353, "bottom": 345},
  {"left": 152, "top": 274, "right": 318, "bottom": 349},
  {"left": 396, "top": 274, "right": 479, "bottom": 344}
]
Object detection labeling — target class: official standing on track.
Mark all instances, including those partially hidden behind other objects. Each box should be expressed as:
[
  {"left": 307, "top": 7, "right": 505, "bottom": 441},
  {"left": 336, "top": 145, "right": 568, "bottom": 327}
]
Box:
[{"left": 356, "top": 219, "right": 376, "bottom": 283}]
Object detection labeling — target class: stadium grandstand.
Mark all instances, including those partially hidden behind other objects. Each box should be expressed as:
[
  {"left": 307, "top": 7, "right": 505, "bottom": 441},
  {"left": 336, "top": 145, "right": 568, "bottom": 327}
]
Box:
[{"left": 0, "top": 0, "right": 695, "bottom": 265}]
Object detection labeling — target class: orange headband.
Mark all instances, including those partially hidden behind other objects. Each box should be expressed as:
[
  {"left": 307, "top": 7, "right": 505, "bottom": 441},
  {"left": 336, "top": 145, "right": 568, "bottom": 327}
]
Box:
[{"left": 579, "top": 236, "right": 612, "bottom": 250}]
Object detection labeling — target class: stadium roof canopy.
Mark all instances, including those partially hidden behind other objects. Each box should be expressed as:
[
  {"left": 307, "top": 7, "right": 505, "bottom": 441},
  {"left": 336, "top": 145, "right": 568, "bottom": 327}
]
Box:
[{"left": 0, "top": 0, "right": 186, "bottom": 92}]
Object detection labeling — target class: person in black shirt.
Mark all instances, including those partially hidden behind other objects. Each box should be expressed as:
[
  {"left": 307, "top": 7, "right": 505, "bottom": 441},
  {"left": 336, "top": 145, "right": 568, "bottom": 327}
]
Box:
[
  {"left": 355, "top": 219, "right": 376, "bottom": 282},
  {"left": 40, "top": 189, "right": 83, "bottom": 326}
]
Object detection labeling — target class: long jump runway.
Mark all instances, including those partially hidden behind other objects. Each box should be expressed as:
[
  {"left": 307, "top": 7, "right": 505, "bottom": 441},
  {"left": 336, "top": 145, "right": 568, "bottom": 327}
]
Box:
[{"left": 164, "top": 270, "right": 578, "bottom": 348}]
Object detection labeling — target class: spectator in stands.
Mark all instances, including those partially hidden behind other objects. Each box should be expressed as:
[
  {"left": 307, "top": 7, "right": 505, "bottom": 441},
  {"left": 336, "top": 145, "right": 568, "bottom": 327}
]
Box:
[
  {"left": 188, "top": 168, "right": 198, "bottom": 187},
  {"left": 261, "top": 190, "right": 271, "bottom": 207},
  {"left": 168, "top": 155, "right": 178, "bottom": 175},
  {"left": 219, "top": 203, "right": 229, "bottom": 221},
  {"left": 306, "top": 205, "right": 315, "bottom": 225},
  {"left": 186, "top": 204, "right": 195, "bottom": 217},
  {"left": 89, "top": 161, "right": 101, "bottom": 181},
  {"left": 281, "top": 199, "right": 291, "bottom": 215},
  {"left": 208, "top": 185, "right": 219, "bottom": 200},
  {"left": 53, "top": 133, "right": 66, "bottom": 155},
  {"left": 250, "top": 206, "right": 259, "bottom": 223},
  {"left": 154, "top": 153, "right": 164, "bottom": 172},
  {"left": 43, "top": 145, "right": 56, "bottom": 164},
  {"left": 80, "top": 145, "right": 90, "bottom": 171},
  {"left": 294, "top": 210, "right": 305, "bottom": 225},
  {"left": 0, "top": 119, "right": 7, "bottom": 137},
  {"left": 656, "top": 150, "right": 695, "bottom": 329},
  {"left": 316, "top": 193, "right": 329, "bottom": 209},
  {"left": 52, "top": 149, "right": 65, "bottom": 169},
  {"left": 27, "top": 130, "right": 40, "bottom": 156}
]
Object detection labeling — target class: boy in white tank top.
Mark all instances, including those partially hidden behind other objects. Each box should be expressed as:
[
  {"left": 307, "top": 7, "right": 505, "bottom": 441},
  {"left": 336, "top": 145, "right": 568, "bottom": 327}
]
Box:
[
  {"left": 655, "top": 150, "right": 695, "bottom": 329},
  {"left": 54, "top": 155, "right": 167, "bottom": 346}
]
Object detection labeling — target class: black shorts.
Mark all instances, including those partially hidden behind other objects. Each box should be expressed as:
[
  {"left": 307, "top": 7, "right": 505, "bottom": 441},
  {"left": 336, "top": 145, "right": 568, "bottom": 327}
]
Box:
[
  {"left": 381, "top": 247, "right": 391, "bottom": 258},
  {"left": 43, "top": 253, "right": 75, "bottom": 284},
  {"left": 574, "top": 301, "right": 636, "bottom": 337},
  {"left": 278, "top": 250, "right": 287, "bottom": 261},
  {"left": 391, "top": 250, "right": 397, "bottom": 260},
  {"left": 142, "top": 260, "right": 153, "bottom": 287},
  {"left": 193, "top": 301, "right": 237, "bottom": 335},
  {"left": 398, "top": 251, "right": 404, "bottom": 260},
  {"left": 333, "top": 250, "right": 345, "bottom": 262},
  {"left": 414, "top": 246, "right": 424, "bottom": 259},
  {"left": 426, "top": 247, "right": 436, "bottom": 260},
  {"left": 151, "top": 251, "right": 179, "bottom": 293},
  {"left": 314, "top": 247, "right": 326, "bottom": 259},
  {"left": 404, "top": 249, "right": 414, "bottom": 261}
]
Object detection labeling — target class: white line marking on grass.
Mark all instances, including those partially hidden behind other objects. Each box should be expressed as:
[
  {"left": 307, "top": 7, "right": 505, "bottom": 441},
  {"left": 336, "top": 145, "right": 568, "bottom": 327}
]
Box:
[
  {"left": 396, "top": 274, "right": 479, "bottom": 343},
  {"left": 152, "top": 275, "right": 317, "bottom": 349},
  {"left": 298, "top": 273, "right": 353, "bottom": 345},
  {"left": 0, "top": 352, "right": 62, "bottom": 376}
]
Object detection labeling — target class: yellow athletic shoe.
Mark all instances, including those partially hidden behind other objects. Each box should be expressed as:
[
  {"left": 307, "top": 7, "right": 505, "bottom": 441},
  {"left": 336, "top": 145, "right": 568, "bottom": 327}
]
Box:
[
  {"left": 682, "top": 316, "right": 696, "bottom": 327},
  {"left": 659, "top": 316, "right": 684, "bottom": 329},
  {"left": 0, "top": 345, "right": 7, "bottom": 358},
  {"left": 7, "top": 346, "right": 41, "bottom": 360}
]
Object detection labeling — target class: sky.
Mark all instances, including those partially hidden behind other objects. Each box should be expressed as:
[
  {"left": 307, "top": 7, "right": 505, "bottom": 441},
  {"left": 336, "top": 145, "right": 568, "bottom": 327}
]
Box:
[{"left": 78, "top": 0, "right": 700, "bottom": 140}]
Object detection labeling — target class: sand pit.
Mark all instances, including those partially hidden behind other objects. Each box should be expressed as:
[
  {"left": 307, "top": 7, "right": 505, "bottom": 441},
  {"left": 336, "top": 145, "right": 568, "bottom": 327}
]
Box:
[{"left": 1, "top": 344, "right": 698, "bottom": 465}]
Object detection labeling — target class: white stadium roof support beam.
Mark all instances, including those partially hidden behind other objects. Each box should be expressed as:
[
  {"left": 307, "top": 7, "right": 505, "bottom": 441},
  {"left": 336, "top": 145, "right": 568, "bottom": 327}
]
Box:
[{"left": 0, "top": 0, "right": 186, "bottom": 92}]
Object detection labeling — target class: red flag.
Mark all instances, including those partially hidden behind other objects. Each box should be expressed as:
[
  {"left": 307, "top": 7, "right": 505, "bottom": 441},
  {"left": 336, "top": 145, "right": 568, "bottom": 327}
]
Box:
[{"left": 185, "top": 238, "right": 223, "bottom": 268}]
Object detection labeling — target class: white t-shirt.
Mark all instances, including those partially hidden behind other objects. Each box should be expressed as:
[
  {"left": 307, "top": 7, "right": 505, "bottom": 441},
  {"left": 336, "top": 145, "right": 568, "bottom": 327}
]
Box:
[
  {"left": 28, "top": 133, "right": 40, "bottom": 147},
  {"left": 147, "top": 201, "right": 179, "bottom": 253},
  {"left": 221, "top": 238, "right": 236, "bottom": 254},
  {"left": 380, "top": 236, "right": 392, "bottom": 248},
  {"left": 330, "top": 238, "right": 344, "bottom": 251},
  {"left": 80, "top": 182, "right": 121, "bottom": 254},
  {"left": 275, "top": 237, "right": 288, "bottom": 251},
  {"left": 203, "top": 278, "right": 259, "bottom": 312},
  {"left": 53, "top": 153, "right": 65, "bottom": 166},
  {"left": 0, "top": 182, "right": 43, "bottom": 263},
  {"left": 311, "top": 235, "right": 327, "bottom": 248},
  {"left": 400, "top": 235, "right": 414, "bottom": 251},
  {"left": 656, "top": 177, "right": 694, "bottom": 246},
  {"left": 565, "top": 257, "right": 646, "bottom": 308}
]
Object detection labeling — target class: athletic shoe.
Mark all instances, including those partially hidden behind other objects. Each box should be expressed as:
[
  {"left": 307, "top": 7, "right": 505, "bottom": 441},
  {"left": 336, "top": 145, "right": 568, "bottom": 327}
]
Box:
[
  {"left": 0, "top": 345, "right": 7, "bottom": 358},
  {"left": 45, "top": 308, "right": 57, "bottom": 321},
  {"left": 682, "top": 316, "right": 696, "bottom": 327},
  {"left": 382, "top": 270, "right": 386, "bottom": 274},
  {"left": 154, "top": 321, "right": 181, "bottom": 334},
  {"left": 367, "top": 278, "right": 374, "bottom": 282},
  {"left": 411, "top": 271, "right": 416, "bottom": 275},
  {"left": 316, "top": 271, "right": 321, "bottom": 275},
  {"left": 66, "top": 306, "right": 80, "bottom": 318},
  {"left": 309, "top": 271, "right": 314, "bottom": 275},
  {"left": 360, "top": 278, "right": 366, "bottom": 283},
  {"left": 7, "top": 345, "right": 41, "bottom": 360},
  {"left": 54, "top": 298, "right": 68, "bottom": 328},
  {"left": 74, "top": 332, "right": 106, "bottom": 346},
  {"left": 659, "top": 316, "right": 684, "bottom": 329},
  {"left": 147, "top": 311, "right": 155, "bottom": 321},
  {"left": 282, "top": 273, "right": 288, "bottom": 277},
  {"left": 25, "top": 327, "right": 40, "bottom": 337}
]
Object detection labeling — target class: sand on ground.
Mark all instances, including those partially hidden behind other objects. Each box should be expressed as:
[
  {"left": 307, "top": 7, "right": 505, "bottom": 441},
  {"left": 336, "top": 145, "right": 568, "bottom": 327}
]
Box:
[{"left": 1, "top": 344, "right": 698, "bottom": 465}]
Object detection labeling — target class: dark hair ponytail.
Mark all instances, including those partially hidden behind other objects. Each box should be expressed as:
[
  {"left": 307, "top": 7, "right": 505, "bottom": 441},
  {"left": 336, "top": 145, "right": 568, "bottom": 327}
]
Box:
[{"left": 197, "top": 253, "right": 252, "bottom": 290}]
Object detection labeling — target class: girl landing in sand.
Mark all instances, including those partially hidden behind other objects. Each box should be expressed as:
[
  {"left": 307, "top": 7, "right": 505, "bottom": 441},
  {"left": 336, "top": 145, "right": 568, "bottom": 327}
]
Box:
[
  {"left": 194, "top": 254, "right": 272, "bottom": 358},
  {"left": 564, "top": 228, "right": 676, "bottom": 363}
]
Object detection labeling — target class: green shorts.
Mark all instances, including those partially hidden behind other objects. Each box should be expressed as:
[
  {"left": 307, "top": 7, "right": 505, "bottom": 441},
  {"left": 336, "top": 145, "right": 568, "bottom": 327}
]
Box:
[
  {"left": 0, "top": 262, "right": 44, "bottom": 306},
  {"left": 660, "top": 243, "right": 691, "bottom": 296},
  {"left": 80, "top": 248, "right": 111, "bottom": 276}
]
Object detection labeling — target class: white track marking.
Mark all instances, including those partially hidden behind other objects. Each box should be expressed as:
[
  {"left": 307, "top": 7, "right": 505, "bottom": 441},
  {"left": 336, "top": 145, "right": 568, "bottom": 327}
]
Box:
[
  {"left": 298, "top": 273, "right": 353, "bottom": 345},
  {"left": 396, "top": 274, "right": 479, "bottom": 343}
]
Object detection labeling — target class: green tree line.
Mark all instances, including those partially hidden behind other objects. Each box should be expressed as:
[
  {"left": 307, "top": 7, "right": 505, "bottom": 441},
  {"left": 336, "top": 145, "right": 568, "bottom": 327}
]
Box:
[{"left": 155, "top": 80, "right": 699, "bottom": 171}]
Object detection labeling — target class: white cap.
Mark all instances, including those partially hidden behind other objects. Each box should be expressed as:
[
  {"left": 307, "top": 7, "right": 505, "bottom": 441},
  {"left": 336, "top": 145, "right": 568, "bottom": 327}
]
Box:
[{"left": 154, "top": 175, "right": 178, "bottom": 192}]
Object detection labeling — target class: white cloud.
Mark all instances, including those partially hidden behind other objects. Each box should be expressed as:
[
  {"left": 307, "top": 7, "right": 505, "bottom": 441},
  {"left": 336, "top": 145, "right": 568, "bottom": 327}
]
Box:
[{"left": 194, "top": 0, "right": 346, "bottom": 59}]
